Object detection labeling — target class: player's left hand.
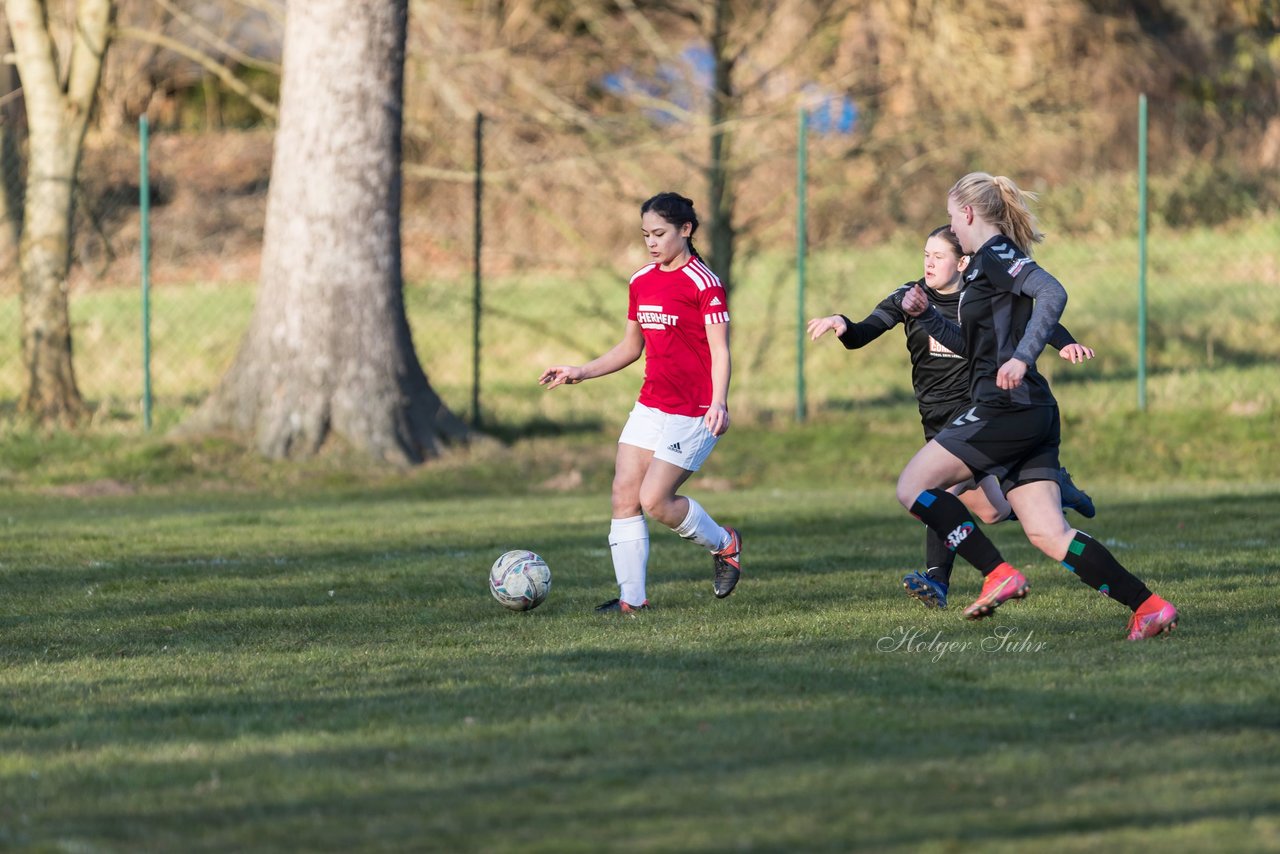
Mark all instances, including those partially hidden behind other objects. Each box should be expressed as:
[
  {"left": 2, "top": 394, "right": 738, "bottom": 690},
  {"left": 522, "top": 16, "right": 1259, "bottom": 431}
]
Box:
[
  {"left": 704, "top": 403, "right": 730, "bottom": 437},
  {"left": 1058, "top": 343, "right": 1095, "bottom": 364},
  {"left": 996, "top": 358, "right": 1028, "bottom": 389}
]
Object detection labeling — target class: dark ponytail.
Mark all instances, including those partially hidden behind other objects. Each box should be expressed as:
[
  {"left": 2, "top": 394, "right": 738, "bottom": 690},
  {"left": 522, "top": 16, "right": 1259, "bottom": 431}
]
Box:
[{"left": 640, "top": 192, "right": 701, "bottom": 259}]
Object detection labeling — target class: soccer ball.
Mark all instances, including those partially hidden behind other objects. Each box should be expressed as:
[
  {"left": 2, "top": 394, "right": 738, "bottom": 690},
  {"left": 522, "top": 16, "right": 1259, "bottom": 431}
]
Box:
[{"left": 489, "top": 550, "right": 552, "bottom": 611}]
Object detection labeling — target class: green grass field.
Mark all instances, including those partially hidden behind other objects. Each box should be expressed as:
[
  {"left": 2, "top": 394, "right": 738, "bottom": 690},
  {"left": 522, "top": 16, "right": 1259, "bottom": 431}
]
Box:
[
  {"left": 0, "top": 216, "right": 1278, "bottom": 849},
  {"left": 1, "top": 421, "right": 1278, "bottom": 851}
]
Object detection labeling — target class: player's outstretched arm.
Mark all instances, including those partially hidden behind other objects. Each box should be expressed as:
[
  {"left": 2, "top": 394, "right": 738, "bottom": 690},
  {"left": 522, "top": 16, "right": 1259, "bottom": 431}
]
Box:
[
  {"left": 812, "top": 295, "right": 901, "bottom": 350},
  {"left": 539, "top": 320, "right": 645, "bottom": 389}
]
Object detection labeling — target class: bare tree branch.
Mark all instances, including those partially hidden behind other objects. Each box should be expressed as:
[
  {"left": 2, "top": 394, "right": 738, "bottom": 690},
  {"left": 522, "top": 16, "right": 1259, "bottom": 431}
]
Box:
[
  {"left": 614, "top": 0, "right": 677, "bottom": 63},
  {"left": 735, "top": 0, "right": 847, "bottom": 93},
  {"left": 226, "top": 0, "right": 284, "bottom": 25},
  {"left": 116, "top": 24, "right": 279, "bottom": 120},
  {"left": 402, "top": 130, "right": 696, "bottom": 183},
  {"left": 153, "top": 0, "right": 282, "bottom": 75}
]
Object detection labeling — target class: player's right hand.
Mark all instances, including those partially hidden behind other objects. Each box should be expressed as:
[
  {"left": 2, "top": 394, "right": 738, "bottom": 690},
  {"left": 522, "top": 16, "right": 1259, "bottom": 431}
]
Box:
[
  {"left": 900, "top": 283, "right": 929, "bottom": 316},
  {"left": 806, "top": 315, "right": 848, "bottom": 340},
  {"left": 538, "top": 366, "right": 583, "bottom": 389}
]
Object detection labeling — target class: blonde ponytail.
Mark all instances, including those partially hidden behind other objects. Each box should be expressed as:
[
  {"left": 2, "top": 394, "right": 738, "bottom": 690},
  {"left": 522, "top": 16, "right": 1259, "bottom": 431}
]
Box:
[{"left": 949, "top": 172, "right": 1045, "bottom": 256}]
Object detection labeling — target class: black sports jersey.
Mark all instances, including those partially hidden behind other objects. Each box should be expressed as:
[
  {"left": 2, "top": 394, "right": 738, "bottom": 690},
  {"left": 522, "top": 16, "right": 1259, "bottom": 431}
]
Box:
[
  {"left": 955, "top": 237, "right": 1060, "bottom": 408},
  {"left": 837, "top": 280, "right": 967, "bottom": 410}
]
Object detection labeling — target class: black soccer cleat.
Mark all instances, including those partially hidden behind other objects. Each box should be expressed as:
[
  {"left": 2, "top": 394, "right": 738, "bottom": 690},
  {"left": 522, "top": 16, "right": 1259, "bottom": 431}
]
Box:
[
  {"left": 594, "top": 598, "right": 648, "bottom": 615},
  {"left": 1058, "top": 467, "right": 1096, "bottom": 518},
  {"left": 712, "top": 527, "right": 742, "bottom": 599}
]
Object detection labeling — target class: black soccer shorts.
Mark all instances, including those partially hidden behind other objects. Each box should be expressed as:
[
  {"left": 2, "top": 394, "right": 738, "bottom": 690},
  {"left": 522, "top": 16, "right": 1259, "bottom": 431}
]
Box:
[{"left": 933, "top": 403, "right": 1061, "bottom": 492}]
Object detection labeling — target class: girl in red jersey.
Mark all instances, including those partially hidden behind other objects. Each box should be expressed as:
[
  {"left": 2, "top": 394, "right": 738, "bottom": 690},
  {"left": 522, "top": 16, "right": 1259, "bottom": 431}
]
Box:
[{"left": 539, "top": 193, "right": 741, "bottom": 613}]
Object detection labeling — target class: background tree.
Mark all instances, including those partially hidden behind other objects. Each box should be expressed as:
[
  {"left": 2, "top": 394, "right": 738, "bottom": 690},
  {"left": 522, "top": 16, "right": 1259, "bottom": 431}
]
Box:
[
  {"left": 0, "top": 19, "right": 23, "bottom": 280},
  {"left": 697, "top": 0, "right": 843, "bottom": 292},
  {"left": 4, "top": 0, "right": 114, "bottom": 423},
  {"left": 538, "top": 0, "right": 843, "bottom": 291},
  {"left": 403, "top": 0, "right": 847, "bottom": 295},
  {"left": 184, "top": 0, "right": 468, "bottom": 463},
  {"left": 402, "top": 0, "right": 1277, "bottom": 269}
]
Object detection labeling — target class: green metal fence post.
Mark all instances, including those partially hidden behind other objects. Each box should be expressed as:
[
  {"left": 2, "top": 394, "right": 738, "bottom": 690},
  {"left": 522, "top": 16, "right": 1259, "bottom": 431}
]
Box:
[
  {"left": 1137, "top": 94, "right": 1148, "bottom": 411},
  {"left": 796, "top": 106, "right": 808, "bottom": 423},
  {"left": 140, "top": 115, "right": 152, "bottom": 431}
]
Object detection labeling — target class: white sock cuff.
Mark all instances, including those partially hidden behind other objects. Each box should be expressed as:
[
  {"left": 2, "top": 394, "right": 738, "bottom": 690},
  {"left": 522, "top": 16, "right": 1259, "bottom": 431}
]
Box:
[
  {"left": 674, "top": 500, "right": 703, "bottom": 538},
  {"left": 609, "top": 515, "right": 648, "bottom": 543},
  {"left": 674, "top": 498, "right": 729, "bottom": 551}
]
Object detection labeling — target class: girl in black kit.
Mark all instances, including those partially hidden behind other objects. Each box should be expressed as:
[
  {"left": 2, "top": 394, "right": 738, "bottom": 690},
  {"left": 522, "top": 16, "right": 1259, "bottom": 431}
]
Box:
[
  {"left": 809, "top": 226, "right": 1095, "bottom": 610},
  {"left": 897, "top": 173, "right": 1177, "bottom": 640}
]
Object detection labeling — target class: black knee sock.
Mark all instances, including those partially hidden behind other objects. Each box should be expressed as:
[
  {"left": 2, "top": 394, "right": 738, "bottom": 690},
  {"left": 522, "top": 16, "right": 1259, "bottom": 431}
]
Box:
[
  {"left": 909, "top": 489, "right": 1005, "bottom": 576},
  {"left": 1061, "top": 531, "right": 1152, "bottom": 611},
  {"left": 924, "top": 527, "right": 955, "bottom": 586}
]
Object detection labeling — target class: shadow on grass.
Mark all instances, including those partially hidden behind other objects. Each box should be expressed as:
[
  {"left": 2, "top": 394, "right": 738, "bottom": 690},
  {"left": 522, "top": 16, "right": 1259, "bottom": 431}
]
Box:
[
  {"left": 818, "top": 385, "right": 921, "bottom": 413},
  {"left": 472, "top": 416, "right": 606, "bottom": 444},
  {"left": 5, "top": 632, "right": 1279, "bottom": 850}
]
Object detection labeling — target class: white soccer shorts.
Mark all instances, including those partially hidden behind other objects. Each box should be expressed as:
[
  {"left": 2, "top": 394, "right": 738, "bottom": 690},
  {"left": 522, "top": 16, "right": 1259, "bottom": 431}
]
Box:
[{"left": 617, "top": 402, "right": 719, "bottom": 472}]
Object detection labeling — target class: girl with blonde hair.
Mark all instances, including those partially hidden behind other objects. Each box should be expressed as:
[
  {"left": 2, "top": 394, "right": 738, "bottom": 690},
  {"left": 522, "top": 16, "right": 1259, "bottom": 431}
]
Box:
[
  {"left": 808, "top": 225, "right": 1096, "bottom": 610},
  {"left": 897, "top": 173, "right": 1177, "bottom": 640}
]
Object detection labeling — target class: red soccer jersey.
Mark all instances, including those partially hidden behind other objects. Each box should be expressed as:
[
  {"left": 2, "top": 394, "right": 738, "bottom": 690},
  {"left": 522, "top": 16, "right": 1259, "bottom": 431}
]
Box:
[{"left": 627, "top": 256, "right": 731, "bottom": 416}]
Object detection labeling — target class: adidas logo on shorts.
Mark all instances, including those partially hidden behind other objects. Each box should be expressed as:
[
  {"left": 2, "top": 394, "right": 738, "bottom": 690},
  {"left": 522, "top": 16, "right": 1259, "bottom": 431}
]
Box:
[{"left": 667, "top": 441, "right": 682, "bottom": 453}]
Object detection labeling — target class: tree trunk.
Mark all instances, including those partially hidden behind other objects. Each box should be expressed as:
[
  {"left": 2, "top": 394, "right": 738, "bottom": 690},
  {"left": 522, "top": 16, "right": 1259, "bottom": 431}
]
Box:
[
  {"left": 6, "top": 0, "right": 113, "bottom": 423},
  {"left": 18, "top": 129, "right": 82, "bottom": 421},
  {"left": 707, "top": 0, "right": 736, "bottom": 292},
  {"left": 184, "top": 0, "right": 468, "bottom": 464},
  {"left": 0, "top": 20, "right": 23, "bottom": 282}
]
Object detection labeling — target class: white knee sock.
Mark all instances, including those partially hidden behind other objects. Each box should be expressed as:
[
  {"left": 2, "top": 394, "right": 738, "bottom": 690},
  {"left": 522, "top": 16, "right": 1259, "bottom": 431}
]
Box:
[
  {"left": 673, "top": 498, "right": 729, "bottom": 552},
  {"left": 609, "top": 515, "right": 649, "bottom": 606}
]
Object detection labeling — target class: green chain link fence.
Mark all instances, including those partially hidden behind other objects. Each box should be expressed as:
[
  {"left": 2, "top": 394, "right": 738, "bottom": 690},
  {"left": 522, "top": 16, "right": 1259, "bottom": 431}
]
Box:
[
  {"left": 0, "top": 124, "right": 265, "bottom": 427},
  {"left": 0, "top": 97, "right": 1276, "bottom": 434}
]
